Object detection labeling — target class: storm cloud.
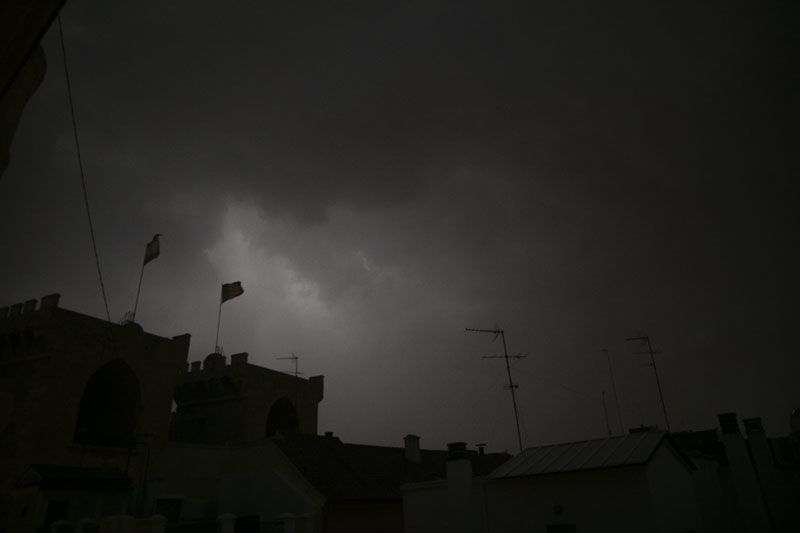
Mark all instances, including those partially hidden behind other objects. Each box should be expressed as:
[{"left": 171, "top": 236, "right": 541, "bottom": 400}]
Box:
[{"left": 1, "top": 0, "right": 798, "bottom": 450}]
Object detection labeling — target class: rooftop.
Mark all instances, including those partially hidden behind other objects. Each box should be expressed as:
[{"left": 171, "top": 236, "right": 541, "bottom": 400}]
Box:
[
  {"left": 488, "top": 430, "right": 692, "bottom": 480},
  {"left": 274, "top": 433, "right": 510, "bottom": 502}
]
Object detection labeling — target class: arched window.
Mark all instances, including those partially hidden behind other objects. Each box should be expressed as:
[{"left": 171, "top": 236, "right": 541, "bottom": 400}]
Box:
[
  {"left": 265, "top": 397, "right": 299, "bottom": 436},
  {"left": 74, "top": 359, "right": 141, "bottom": 447}
]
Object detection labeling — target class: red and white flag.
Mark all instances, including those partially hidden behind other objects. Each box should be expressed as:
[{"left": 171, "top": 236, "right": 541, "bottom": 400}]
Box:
[
  {"left": 143, "top": 234, "right": 161, "bottom": 265},
  {"left": 221, "top": 281, "right": 244, "bottom": 303}
]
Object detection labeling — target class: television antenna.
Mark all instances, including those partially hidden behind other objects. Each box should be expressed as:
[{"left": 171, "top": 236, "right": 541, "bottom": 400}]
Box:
[
  {"left": 602, "top": 391, "right": 612, "bottom": 436},
  {"left": 626, "top": 335, "right": 670, "bottom": 431},
  {"left": 601, "top": 348, "right": 624, "bottom": 434},
  {"left": 466, "top": 326, "right": 526, "bottom": 453},
  {"left": 276, "top": 353, "right": 302, "bottom": 378}
]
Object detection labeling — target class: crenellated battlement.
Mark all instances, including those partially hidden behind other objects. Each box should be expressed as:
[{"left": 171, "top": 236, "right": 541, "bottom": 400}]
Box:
[
  {"left": 184, "top": 351, "right": 249, "bottom": 374},
  {"left": 0, "top": 293, "right": 190, "bottom": 364},
  {"left": 0, "top": 293, "right": 60, "bottom": 321},
  {"left": 182, "top": 351, "right": 322, "bottom": 387},
  {"left": 0, "top": 294, "right": 61, "bottom": 359},
  {"left": 172, "top": 351, "right": 324, "bottom": 444}
]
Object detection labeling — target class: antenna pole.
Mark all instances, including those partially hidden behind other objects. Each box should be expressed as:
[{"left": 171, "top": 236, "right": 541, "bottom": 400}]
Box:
[
  {"left": 214, "top": 299, "right": 223, "bottom": 353},
  {"left": 602, "top": 391, "right": 612, "bottom": 436},
  {"left": 467, "top": 327, "right": 525, "bottom": 454},
  {"left": 500, "top": 330, "right": 524, "bottom": 454},
  {"left": 627, "top": 335, "right": 670, "bottom": 431},
  {"left": 132, "top": 261, "right": 146, "bottom": 321},
  {"left": 646, "top": 336, "right": 670, "bottom": 432},
  {"left": 602, "top": 349, "right": 624, "bottom": 434},
  {"left": 277, "top": 354, "right": 300, "bottom": 378},
  {"left": 276, "top": 354, "right": 301, "bottom": 407}
]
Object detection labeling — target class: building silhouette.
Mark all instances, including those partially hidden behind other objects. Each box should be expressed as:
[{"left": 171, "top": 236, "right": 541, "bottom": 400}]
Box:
[
  {"left": 1, "top": 294, "right": 798, "bottom": 532},
  {"left": 170, "top": 352, "right": 323, "bottom": 444},
  {"left": 0, "top": 295, "right": 511, "bottom": 532},
  {"left": 0, "top": 294, "right": 188, "bottom": 527}
]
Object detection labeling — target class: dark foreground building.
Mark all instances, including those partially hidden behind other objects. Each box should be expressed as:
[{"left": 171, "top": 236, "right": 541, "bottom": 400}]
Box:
[
  {"left": 0, "top": 294, "right": 189, "bottom": 531},
  {"left": 0, "top": 294, "right": 324, "bottom": 531},
  {"left": 0, "top": 295, "right": 507, "bottom": 533}
]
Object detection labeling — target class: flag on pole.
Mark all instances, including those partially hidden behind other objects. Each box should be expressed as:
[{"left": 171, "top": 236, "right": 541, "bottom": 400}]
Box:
[
  {"left": 143, "top": 234, "right": 162, "bottom": 265},
  {"left": 221, "top": 281, "right": 244, "bottom": 303}
]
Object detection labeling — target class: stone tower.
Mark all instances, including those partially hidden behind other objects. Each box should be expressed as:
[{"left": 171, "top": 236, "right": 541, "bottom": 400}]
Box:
[
  {"left": 0, "top": 294, "right": 190, "bottom": 523},
  {"left": 169, "top": 352, "right": 323, "bottom": 444}
]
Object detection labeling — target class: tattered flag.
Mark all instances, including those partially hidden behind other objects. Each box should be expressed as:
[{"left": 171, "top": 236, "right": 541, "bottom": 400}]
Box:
[
  {"left": 221, "top": 281, "right": 244, "bottom": 303},
  {"left": 143, "top": 234, "right": 161, "bottom": 265}
]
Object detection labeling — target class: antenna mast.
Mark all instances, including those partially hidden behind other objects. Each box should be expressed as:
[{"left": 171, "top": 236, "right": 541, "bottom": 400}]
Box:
[
  {"left": 602, "top": 391, "right": 612, "bottom": 436},
  {"left": 601, "top": 348, "right": 624, "bottom": 434},
  {"left": 626, "top": 335, "right": 670, "bottom": 431},
  {"left": 466, "top": 326, "right": 526, "bottom": 454},
  {"left": 276, "top": 353, "right": 300, "bottom": 378},
  {"left": 276, "top": 353, "right": 302, "bottom": 407}
]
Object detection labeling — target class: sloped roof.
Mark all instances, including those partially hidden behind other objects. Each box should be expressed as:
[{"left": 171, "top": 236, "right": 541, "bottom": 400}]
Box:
[
  {"left": 274, "top": 433, "right": 509, "bottom": 502},
  {"left": 16, "top": 464, "right": 132, "bottom": 491},
  {"left": 488, "top": 430, "right": 691, "bottom": 480}
]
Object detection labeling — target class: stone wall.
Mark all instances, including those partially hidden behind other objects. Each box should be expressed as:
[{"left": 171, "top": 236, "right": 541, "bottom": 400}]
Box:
[
  {"left": 170, "top": 351, "right": 323, "bottom": 444},
  {"left": 0, "top": 294, "right": 191, "bottom": 525}
]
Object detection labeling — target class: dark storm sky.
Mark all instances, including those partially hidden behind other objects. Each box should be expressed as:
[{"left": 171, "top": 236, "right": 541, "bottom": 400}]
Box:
[{"left": 2, "top": 1, "right": 798, "bottom": 451}]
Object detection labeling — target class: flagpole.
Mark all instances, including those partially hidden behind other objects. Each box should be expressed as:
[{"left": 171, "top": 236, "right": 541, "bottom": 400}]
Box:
[
  {"left": 131, "top": 261, "right": 146, "bottom": 321},
  {"left": 131, "top": 235, "right": 160, "bottom": 323},
  {"left": 214, "top": 295, "right": 223, "bottom": 353}
]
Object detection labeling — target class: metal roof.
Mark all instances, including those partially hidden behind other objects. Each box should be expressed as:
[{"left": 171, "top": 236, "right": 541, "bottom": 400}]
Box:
[{"left": 488, "top": 430, "right": 670, "bottom": 479}]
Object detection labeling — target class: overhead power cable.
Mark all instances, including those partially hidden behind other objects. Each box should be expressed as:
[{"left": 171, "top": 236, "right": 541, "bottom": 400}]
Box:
[{"left": 57, "top": 15, "right": 112, "bottom": 322}]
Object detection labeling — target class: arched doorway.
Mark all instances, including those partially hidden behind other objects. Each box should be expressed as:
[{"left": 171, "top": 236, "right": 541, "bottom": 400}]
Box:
[
  {"left": 73, "top": 359, "right": 141, "bottom": 447},
  {"left": 265, "top": 397, "right": 299, "bottom": 436}
]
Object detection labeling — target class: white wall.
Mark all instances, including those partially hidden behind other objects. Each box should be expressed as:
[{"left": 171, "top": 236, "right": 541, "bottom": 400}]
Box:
[
  {"left": 403, "top": 481, "right": 448, "bottom": 533},
  {"left": 403, "top": 480, "right": 485, "bottom": 533},
  {"left": 690, "top": 457, "right": 743, "bottom": 533},
  {"left": 484, "top": 466, "right": 655, "bottom": 533},
  {"left": 644, "top": 443, "right": 704, "bottom": 533},
  {"left": 146, "top": 440, "right": 325, "bottom": 528},
  {"left": 721, "top": 431, "right": 772, "bottom": 532}
]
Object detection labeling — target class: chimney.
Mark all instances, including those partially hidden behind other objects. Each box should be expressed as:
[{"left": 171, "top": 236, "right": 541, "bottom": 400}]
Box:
[
  {"left": 743, "top": 417, "right": 773, "bottom": 469},
  {"left": 717, "top": 412, "right": 772, "bottom": 531},
  {"left": 718, "top": 412, "right": 740, "bottom": 435},
  {"left": 446, "top": 442, "right": 472, "bottom": 532},
  {"left": 404, "top": 434, "right": 420, "bottom": 463},
  {"left": 476, "top": 443, "right": 486, "bottom": 456},
  {"left": 447, "top": 441, "right": 468, "bottom": 460}
]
